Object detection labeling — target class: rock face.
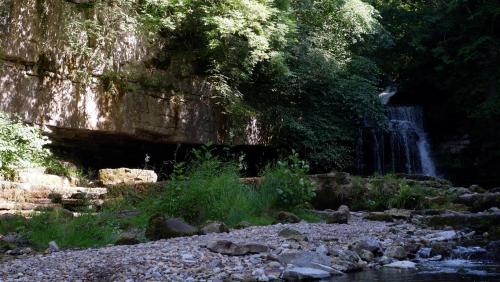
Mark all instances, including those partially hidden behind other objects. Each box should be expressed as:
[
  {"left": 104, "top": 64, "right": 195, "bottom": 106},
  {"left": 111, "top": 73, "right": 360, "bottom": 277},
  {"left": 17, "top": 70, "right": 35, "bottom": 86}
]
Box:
[
  {"left": 98, "top": 168, "right": 157, "bottom": 186},
  {"left": 0, "top": 0, "right": 262, "bottom": 147}
]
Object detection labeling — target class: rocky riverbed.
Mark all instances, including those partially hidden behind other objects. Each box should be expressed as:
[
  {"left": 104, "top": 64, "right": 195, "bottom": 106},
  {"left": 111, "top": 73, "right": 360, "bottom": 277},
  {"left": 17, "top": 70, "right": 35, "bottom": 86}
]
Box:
[{"left": 1, "top": 212, "right": 498, "bottom": 281}]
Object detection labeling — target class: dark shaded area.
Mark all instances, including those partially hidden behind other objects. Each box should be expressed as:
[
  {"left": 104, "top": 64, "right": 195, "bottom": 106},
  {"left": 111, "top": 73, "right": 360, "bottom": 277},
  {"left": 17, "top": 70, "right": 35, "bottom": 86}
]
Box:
[{"left": 47, "top": 129, "right": 278, "bottom": 180}]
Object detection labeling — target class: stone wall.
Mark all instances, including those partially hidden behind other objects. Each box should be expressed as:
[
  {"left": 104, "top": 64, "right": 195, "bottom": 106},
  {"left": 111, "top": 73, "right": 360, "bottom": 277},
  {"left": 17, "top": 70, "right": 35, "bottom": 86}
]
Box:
[{"left": 0, "top": 0, "right": 261, "bottom": 146}]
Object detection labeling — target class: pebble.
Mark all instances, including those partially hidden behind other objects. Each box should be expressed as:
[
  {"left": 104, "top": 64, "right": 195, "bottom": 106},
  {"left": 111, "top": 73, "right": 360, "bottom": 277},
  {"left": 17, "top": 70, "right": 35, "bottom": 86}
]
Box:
[{"left": 0, "top": 214, "right": 463, "bottom": 281}]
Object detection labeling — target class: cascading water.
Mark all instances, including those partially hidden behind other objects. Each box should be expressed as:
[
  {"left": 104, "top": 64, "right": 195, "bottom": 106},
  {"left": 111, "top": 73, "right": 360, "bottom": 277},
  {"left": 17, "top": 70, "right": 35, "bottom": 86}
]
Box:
[
  {"left": 356, "top": 88, "right": 438, "bottom": 177},
  {"left": 387, "top": 106, "right": 437, "bottom": 176}
]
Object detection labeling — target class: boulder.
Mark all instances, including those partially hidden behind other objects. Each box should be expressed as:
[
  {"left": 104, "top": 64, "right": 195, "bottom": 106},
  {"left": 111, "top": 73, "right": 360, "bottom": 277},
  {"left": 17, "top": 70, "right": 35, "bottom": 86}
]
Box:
[
  {"left": 98, "top": 168, "right": 158, "bottom": 186},
  {"left": 430, "top": 242, "right": 455, "bottom": 257},
  {"left": 207, "top": 240, "right": 269, "bottom": 256},
  {"left": 425, "top": 230, "right": 459, "bottom": 242},
  {"left": 283, "top": 265, "right": 331, "bottom": 280},
  {"left": 14, "top": 168, "right": 72, "bottom": 187},
  {"left": 330, "top": 249, "right": 365, "bottom": 272},
  {"left": 384, "top": 260, "right": 416, "bottom": 269},
  {"left": 278, "top": 228, "right": 308, "bottom": 241},
  {"left": 278, "top": 251, "right": 331, "bottom": 268},
  {"left": 145, "top": 215, "right": 197, "bottom": 240},
  {"left": 200, "top": 222, "right": 229, "bottom": 234},
  {"left": 384, "top": 246, "right": 407, "bottom": 260},
  {"left": 358, "top": 249, "right": 374, "bottom": 262},
  {"left": 276, "top": 211, "right": 300, "bottom": 223},
  {"left": 350, "top": 236, "right": 383, "bottom": 255},
  {"left": 325, "top": 205, "right": 350, "bottom": 224}
]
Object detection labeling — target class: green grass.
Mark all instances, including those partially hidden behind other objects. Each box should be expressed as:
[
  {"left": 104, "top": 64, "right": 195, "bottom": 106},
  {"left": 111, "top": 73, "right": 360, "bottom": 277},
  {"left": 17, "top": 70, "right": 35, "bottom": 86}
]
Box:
[{"left": 0, "top": 151, "right": 320, "bottom": 251}]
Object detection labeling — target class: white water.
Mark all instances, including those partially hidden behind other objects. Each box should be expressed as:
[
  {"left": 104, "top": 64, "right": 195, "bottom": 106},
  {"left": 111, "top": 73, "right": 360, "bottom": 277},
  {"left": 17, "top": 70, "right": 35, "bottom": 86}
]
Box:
[{"left": 387, "top": 106, "right": 437, "bottom": 177}]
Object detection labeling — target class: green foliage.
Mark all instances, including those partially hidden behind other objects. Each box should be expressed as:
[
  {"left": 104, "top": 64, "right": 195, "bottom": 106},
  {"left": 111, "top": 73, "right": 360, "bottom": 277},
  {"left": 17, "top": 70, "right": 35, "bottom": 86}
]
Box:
[
  {"left": 0, "top": 112, "right": 78, "bottom": 179},
  {"left": 350, "top": 174, "right": 431, "bottom": 211},
  {"left": 0, "top": 209, "right": 118, "bottom": 250},
  {"left": 248, "top": 0, "right": 387, "bottom": 170},
  {"left": 259, "top": 152, "right": 316, "bottom": 210},
  {"left": 0, "top": 113, "right": 51, "bottom": 178},
  {"left": 139, "top": 0, "right": 289, "bottom": 107}
]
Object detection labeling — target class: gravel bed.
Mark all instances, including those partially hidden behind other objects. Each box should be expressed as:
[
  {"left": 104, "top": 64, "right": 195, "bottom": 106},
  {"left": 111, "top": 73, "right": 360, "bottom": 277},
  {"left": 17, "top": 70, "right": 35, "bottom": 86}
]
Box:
[{"left": 0, "top": 215, "right": 442, "bottom": 281}]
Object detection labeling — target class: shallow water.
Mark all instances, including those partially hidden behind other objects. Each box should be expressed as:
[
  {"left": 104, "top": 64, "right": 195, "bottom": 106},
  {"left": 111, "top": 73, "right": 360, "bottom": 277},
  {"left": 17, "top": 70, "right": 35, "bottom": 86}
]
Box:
[{"left": 332, "top": 259, "right": 500, "bottom": 282}]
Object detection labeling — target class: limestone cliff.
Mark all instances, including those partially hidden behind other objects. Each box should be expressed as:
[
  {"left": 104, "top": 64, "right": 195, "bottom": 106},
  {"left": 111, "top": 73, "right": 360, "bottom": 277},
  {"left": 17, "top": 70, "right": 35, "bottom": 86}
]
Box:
[{"left": 0, "top": 0, "right": 262, "bottom": 146}]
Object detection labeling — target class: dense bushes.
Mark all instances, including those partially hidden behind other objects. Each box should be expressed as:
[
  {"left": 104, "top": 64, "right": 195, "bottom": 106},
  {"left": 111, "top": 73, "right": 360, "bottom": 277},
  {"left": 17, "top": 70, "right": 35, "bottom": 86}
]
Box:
[
  {"left": 259, "top": 152, "right": 315, "bottom": 210},
  {"left": 0, "top": 113, "right": 51, "bottom": 178},
  {"left": 350, "top": 175, "right": 430, "bottom": 211},
  {"left": 0, "top": 113, "right": 75, "bottom": 179},
  {"left": 146, "top": 149, "right": 316, "bottom": 225}
]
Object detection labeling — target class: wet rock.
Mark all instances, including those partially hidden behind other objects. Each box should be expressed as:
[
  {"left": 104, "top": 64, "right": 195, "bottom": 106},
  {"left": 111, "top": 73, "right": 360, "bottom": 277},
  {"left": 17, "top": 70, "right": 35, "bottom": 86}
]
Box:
[
  {"left": 358, "top": 249, "right": 374, "bottom": 262},
  {"left": 278, "top": 228, "right": 308, "bottom": 241},
  {"left": 200, "top": 222, "right": 229, "bottom": 234},
  {"left": 425, "top": 230, "right": 459, "bottom": 242},
  {"left": 98, "top": 168, "right": 157, "bottom": 186},
  {"left": 208, "top": 240, "right": 269, "bottom": 256},
  {"left": 384, "top": 260, "right": 416, "bottom": 269},
  {"left": 330, "top": 249, "right": 365, "bottom": 272},
  {"left": 350, "top": 236, "right": 383, "bottom": 255},
  {"left": 276, "top": 211, "right": 300, "bottom": 223},
  {"left": 417, "top": 247, "right": 432, "bottom": 258},
  {"left": 283, "top": 265, "right": 331, "bottom": 280},
  {"left": 452, "top": 246, "right": 487, "bottom": 260},
  {"left": 377, "top": 256, "right": 395, "bottom": 265},
  {"left": 384, "top": 246, "right": 407, "bottom": 260},
  {"left": 430, "top": 242, "right": 455, "bottom": 257},
  {"left": 145, "top": 215, "right": 197, "bottom": 240}
]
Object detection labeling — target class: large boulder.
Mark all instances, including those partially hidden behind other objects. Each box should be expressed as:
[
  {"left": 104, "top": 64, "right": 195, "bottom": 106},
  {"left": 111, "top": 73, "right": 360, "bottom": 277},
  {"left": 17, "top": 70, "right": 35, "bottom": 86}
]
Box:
[
  {"left": 384, "top": 245, "right": 407, "bottom": 260},
  {"left": 330, "top": 249, "right": 365, "bottom": 272},
  {"left": 350, "top": 236, "right": 383, "bottom": 255},
  {"left": 145, "top": 215, "right": 197, "bottom": 240},
  {"left": 98, "top": 168, "right": 158, "bottom": 186}
]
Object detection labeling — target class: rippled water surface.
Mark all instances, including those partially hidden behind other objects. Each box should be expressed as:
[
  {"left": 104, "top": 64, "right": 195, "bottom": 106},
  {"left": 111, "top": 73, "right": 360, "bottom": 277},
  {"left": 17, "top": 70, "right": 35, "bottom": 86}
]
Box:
[{"left": 332, "top": 259, "right": 500, "bottom": 282}]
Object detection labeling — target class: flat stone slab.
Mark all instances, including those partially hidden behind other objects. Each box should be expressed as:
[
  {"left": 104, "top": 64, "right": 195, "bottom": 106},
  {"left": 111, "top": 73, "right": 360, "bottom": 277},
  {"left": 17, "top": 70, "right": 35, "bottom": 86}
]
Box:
[{"left": 98, "top": 168, "right": 158, "bottom": 186}]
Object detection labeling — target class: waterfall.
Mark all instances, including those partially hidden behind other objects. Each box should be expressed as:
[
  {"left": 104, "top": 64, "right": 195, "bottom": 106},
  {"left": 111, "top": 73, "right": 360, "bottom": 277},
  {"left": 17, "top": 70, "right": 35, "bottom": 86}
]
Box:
[
  {"left": 386, "top": 106, "right": 437, "bottom": 176},
  {"left": 357, "top": 105, "right": 438, "bottom": 176}
]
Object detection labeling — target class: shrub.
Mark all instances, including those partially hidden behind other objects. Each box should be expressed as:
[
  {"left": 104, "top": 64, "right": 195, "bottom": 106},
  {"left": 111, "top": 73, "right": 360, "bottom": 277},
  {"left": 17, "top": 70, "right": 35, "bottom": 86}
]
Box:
[
  {"left": 149, "top": 148, "right": 266, "bottom": 225},
  {"left": 0, "top": 112, "right": 77, "bottom": 179},
  {"left": 0, "top": 113, "right": 52, "bottom": 178},
  {"left": 259, "top": 152, "right": 316, "bottom": 211}
]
